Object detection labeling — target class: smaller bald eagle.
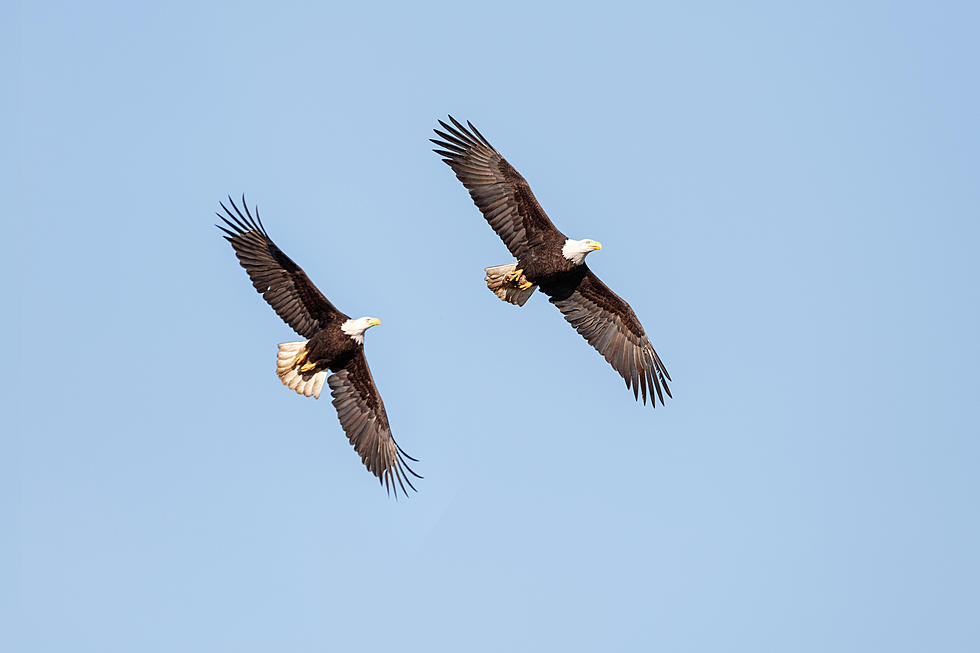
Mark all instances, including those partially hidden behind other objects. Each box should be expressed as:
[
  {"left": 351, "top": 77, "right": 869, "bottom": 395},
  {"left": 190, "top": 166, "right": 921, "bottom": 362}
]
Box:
[
  {"left": 217, "top": 196, "right": 420, "bottom": 497},
  {"left": 432, "top": 117, "right": 672, "bottom": 406}
]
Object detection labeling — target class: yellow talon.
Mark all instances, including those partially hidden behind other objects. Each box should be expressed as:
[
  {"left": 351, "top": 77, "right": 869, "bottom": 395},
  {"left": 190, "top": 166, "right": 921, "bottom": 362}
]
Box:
[
  {"left": 506, "top": 269, "right": 524, "bottom": 283},
  {"left": 299, "top": 361, "right": 316, "bottom": 373},
  {"left": 518, "top": 281, "right": 534, "bottom": 291},
  {"left": 294, "top": 350, "right": 309, "bottom": 366}
]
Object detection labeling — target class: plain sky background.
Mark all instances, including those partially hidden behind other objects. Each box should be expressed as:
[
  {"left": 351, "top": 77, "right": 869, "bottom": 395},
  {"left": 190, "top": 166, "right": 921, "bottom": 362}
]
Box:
[{"left": 7, "top": 1, "right": 979, "bottom": 651}]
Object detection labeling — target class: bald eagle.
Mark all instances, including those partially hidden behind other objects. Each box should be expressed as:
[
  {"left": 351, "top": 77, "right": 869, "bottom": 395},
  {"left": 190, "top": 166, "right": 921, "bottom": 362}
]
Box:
[
  {"left": 432, "top": 117, "right": 672, "bottom": 406},
  {"left": 216, "top": 196, "right": 420, "bottom": 497}
]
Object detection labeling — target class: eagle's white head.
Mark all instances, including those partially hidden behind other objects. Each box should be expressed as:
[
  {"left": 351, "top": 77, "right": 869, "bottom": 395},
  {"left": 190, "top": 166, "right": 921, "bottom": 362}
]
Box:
[
  {"left": 561, "top": 238, "right": 603, "bottom": 265},
  {"left": 341, "top": 316, "right": 381, "bottom": 344}
]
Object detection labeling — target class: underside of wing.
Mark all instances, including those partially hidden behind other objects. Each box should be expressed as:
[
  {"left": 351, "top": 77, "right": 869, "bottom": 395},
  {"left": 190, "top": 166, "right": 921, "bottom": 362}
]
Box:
[
  {"left": 217, "top": 196, "right": 344, "bottom": 339},
  {"left": 542, "top": 267, "right": 672, "bottom": 406},
  {"left": 327, "top": 352, "right": 421, "bottom": 498},
  {"left": 431, "top": 116, "right": 560, "bottom": 259}
]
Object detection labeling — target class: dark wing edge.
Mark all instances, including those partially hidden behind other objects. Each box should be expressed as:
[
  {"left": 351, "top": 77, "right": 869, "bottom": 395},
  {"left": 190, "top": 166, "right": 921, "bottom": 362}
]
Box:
[
  {"left": 327, "top": 352, "right": 421, "bottom": 499},
  {"left": 431, "top": 115, "right": 559, "bottom": 260},
  {"left": 216, "top": 195, "right": 343, "bottom": 339},
  {"left": 545, "top": 268, "right": 672, "bottom": 407}
]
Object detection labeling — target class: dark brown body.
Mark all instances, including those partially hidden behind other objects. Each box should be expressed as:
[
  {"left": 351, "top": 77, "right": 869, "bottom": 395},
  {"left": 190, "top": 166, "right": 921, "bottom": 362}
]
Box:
[
  {"left": 516, "top": 232, "right": 576, "bottom": 284},
  {"left": 306, "top": 322, "right": 361, "bottom": 373}
]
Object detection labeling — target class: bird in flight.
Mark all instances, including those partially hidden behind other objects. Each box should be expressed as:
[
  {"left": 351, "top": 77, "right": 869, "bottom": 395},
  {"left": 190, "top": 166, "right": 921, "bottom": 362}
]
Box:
[
  {"left": 432, "top": 117, "right": 672, "bottom": 406},
  {"left": 217, "top": 196, "right": 420, "bottom": 497}
]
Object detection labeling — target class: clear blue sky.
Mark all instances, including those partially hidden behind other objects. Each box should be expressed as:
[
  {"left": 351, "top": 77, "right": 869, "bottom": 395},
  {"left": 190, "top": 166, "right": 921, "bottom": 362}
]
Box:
[{"left": 8, "top": 1, "right": 979, "bottom": 651}]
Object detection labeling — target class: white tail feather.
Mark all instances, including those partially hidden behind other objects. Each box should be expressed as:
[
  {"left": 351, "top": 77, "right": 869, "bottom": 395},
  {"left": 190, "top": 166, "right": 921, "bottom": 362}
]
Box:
[
  {"left": 484, "top": 263, "right": 536, "bottom": 307},
  {"left": 275, "top": 340, "right": 328, "bottom": 399}
]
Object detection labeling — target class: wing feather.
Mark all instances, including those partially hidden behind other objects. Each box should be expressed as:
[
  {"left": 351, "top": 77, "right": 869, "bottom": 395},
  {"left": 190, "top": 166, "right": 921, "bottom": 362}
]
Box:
[
  {"left": 432, "top": 116, "right": 561, "bottom": 259},
  {"left": 542, "top": 266, "right": 672, "bottom": 407},
  {"left": 327, "top": 352, "right": 421, "bottom": 498},
  {"left": 217, "top": 196, "right": 344, "bottom": 338}
]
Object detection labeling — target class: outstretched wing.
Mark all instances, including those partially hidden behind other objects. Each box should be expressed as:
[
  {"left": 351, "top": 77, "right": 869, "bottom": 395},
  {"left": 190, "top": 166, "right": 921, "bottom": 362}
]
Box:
[
  {"left": 431, "top": 116, "right": 562, "bottom": 260},
  {"left": 541, "top": 267, "right": 672, "bottom": 407},
  {"left": 217, "top": 196, "right": 344, "bottom": 338},
  {"left": 328, "top": 351, "right": 421, "bottom": 498}
]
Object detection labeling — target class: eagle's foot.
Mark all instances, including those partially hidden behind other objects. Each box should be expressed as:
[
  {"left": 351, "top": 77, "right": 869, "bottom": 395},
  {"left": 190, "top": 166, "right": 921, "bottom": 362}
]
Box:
[
  {"left": 518, "top": 280, "right": 534, "bottom": 290},
  {"left": 506, "top": 269, "right": 525, "bottom": 283},
  {"left": 294, "top": 349, "right": 309, "bottom": 367},
  {"left": 299, "top": 361, "right": 317, "bottom": 373}
]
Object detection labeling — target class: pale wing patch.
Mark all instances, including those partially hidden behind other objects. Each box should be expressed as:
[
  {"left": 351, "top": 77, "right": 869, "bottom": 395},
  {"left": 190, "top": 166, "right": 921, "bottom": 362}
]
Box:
[{"left": 275, "top": 340, "right": 328, "bottom": 399}]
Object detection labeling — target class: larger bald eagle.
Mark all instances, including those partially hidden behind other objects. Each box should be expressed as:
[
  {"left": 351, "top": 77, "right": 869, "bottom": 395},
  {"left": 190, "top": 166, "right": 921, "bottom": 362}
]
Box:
[
  {"left": 216, "top": 196, "right": 420, "bottom": 497},
  {"left": 432, "top": 117, "right": 672, "bottom": 406}
]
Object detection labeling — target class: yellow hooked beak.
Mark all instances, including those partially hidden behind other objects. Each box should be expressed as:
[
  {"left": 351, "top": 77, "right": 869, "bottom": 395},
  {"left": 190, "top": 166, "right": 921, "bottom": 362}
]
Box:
[
  {"left": 590, "top": 241, "right": 603, "bottom": 251},
  {"left": 368, "top": 318, "right": 381, "bottom": 326}
]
